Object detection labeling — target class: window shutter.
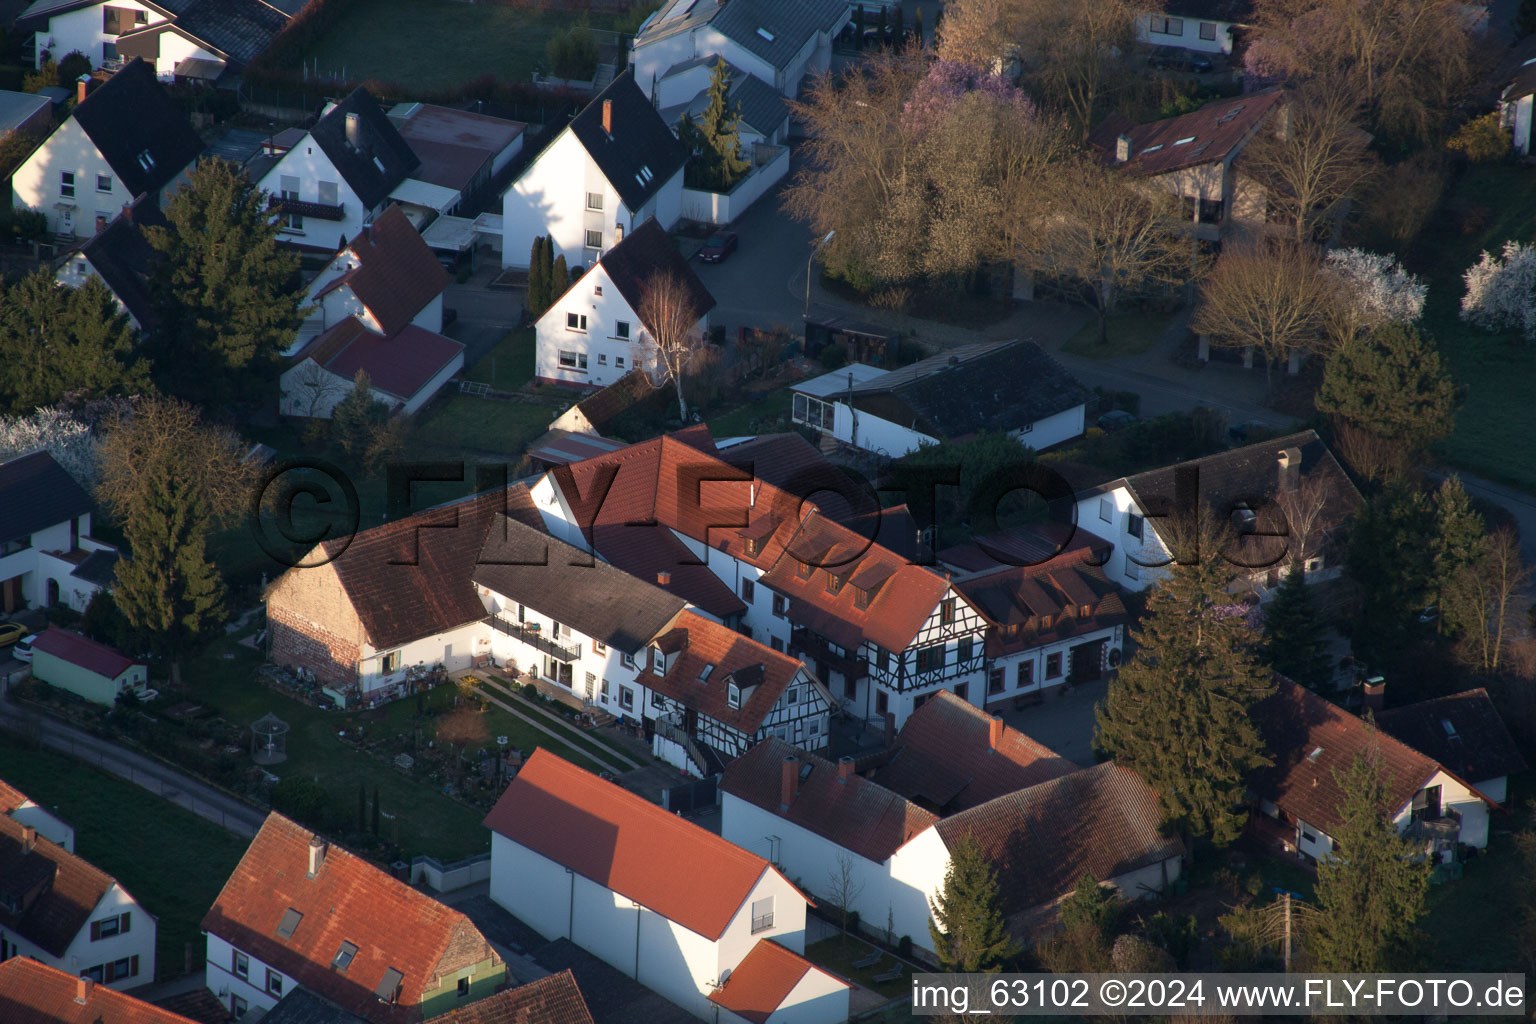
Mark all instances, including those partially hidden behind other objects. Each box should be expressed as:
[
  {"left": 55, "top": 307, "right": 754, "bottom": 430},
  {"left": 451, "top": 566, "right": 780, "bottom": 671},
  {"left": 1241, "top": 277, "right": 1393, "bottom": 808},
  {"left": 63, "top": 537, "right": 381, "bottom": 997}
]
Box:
[
  {"left": 90, "top": 920, "right": 101, "bottom": 941},
  {"left": 120, "top": 912, "right": 130, "bottom": 934}
]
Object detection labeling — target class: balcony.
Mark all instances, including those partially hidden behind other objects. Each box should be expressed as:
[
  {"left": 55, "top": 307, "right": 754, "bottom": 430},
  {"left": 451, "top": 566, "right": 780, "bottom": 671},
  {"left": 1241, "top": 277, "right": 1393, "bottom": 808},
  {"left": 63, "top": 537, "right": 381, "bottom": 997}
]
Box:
[
  {"left": 488, "top": 617, "right": 581, "bottom": 662},
  {"left": 789, "top": 626, "right": 866, "bottom": 681},
  {"left": 1405, "top": 808, "right": 1462, "bottom": 842},
  {"left": 268, "top": 196, "right": 346, "bottom": 222}
]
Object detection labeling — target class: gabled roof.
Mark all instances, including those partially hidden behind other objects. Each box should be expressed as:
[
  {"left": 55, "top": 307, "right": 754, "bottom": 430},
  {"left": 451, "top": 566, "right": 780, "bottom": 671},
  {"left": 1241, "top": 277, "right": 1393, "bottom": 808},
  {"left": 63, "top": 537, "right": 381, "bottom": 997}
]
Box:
[
  {"left": 0, "top": 89, "right": 50, "bottom": 134},
  {"left": 1089, "top": 88, "right": 1283, "bottom": 178},
  {"left": 0, "top": 450, "right": 91, "bottom": 546},
  {"left": 0, "top": 814, "right": 116, "bottom": 958},
  {"left": 938, "top": 522, "right": 1113, "bottom": 574},
  {"left": 935, "top": 761, "right": 1183, "bottom": 915},
  {"left": 647, "top": 610, "right": 811, "bottom": 736},
  {"left": 0, "top": 958, "right": 198, "bottom": 1024},
  {"left": 309, "top": 89, "right": 419, "bottom": 211},
  {"left": 390, "top": 103, "right": 524, "bottom": 193},
  {"left": 872, "top": 691, "right": 1077, "bottom": 813},
  {"left": 592, "top": 218, "right": 716, "bottom": 336},
  {"left": 562, "top": 368, "right": 663, "bottom": 432},
  {"left": 70, "top": 59, "right": 202, "bottom": 198},
  {"left": 314, "top": 321, "right": 464, "bottom": 402},
  {"left": 658, "top": 58, "right": 788, "bottom": 138},
  {"left": 1161, "top": 0, "right": 1252, "bottom": 19},
  {"left": 844, "top": 339, "right": 1090, "bottom": 443},
  {"left": 952, "top": 551, "right": 1129, "bottom": 658},
  {"left": 32, "top": 628, "right": 142, "bottom": 680},
  {"left": 200, "top": 813, "right": 500, "bottom": 1024},
  {"left": 637, "top": 0, "right": 846, "bottom": 72},
  {"left": 419, "top": 970, "right": 594, "bottom": 1024},
  {"left": 484, "top": 750, "right": 799, "bottom": 940},
  {"left": 1250, "top": 677, "right": 1480, "bottom": 835},
  {"left": 77, "top": 195, "right": 168, "bottom": 331},
  {"left": 328, "top": 204, "right": 451, "bottom": 337},
  {"left": 164, "top": 0, "right": 290, "bottom": 63},
  {"left": 722, "top": 738, "right": 939, "bottom": 863},
  {"left": 0, "top": 779, "right": 33, "bottom": 816},
  {"left": 262, "top": 988, "right": 366, "bottom": 1024},
  {"left": 708, "top": 939, "right": 847, "bottom": 1024},
  {"left": 307, "top": 484, "right": 544, "bottom": 651},
  {"left": 1376, "top": 689, "right": 1528, "bottom": 789},
  {"left": 567, "top": 72, "right": 688, "bottom": 212}
]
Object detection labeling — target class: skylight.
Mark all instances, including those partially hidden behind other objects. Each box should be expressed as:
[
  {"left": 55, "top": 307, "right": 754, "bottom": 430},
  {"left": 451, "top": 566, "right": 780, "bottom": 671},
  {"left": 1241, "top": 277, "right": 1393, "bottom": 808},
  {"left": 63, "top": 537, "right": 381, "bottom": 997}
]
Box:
[
  {"left": 756, "top": 27, "right": 775, "bottom": 41},
  {"left": 333, "top": 941, "right": 358, "bottom": 971},
  {"left": 276, "top": 908, "right": 302, "bottom": 939},
  {"left": 1307, "top": 746, "right": 1324, "bottom": 761},
  {"left": 698, "top": 664, "right": 714, "bottom": 682},
  {"left": 1441, "top": 718, "right": 1459, "bottom": 738},
  {"left": 372, "top": 156, "right": 387, "bottom": 173},
  {"left": 1142, "top": 144, "right": 1164, "bottom": 153},
  {"left": 136, "top": 149, "right": 155, "bottom": 171},
  {"left": 1173, "top": 136, "right": 1196, "bottom": 146},
  {"left": 375, "top": 967, "right": 404, "bottom": 1002}
]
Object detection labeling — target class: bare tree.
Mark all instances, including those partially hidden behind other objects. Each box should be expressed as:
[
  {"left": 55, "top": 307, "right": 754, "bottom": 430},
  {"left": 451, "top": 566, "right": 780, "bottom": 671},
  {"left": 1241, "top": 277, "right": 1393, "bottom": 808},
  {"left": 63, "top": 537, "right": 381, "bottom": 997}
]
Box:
[
  {"left": 827, "top": 851, "right": 867, "bottom": 950},
  {"left": 287, "top": 359, "right": 348, "bottom": 421},
  {"left": 635, "top": 270, "right": 708, "bottom": 421},
  {"left": 1016, "top": 158, "right": 1192, "bottom": 345},
  {"left": 1274, "top": 474, "right": 1333, "bottom": 573},
  {"left": 1446, "top": 528, "right": 1533, "bottom": 674},
  {"left": 936, "top": 0, "right": 1019, "bottom": 70},
  {"left": 1190, "top": 241, "right": 1330, "bottom": 383},
  {"left": 1239, "top": 87, "right": 1379, "bottom": 247}
]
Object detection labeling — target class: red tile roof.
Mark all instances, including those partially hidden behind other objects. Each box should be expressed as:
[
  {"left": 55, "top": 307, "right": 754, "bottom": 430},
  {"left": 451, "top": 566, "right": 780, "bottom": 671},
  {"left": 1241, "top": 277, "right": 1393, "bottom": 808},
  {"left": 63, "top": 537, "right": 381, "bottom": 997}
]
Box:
[
  {"left": 322, "top": 322, "right": 465, "bottom": 402},
  {"left": 647, "top": 610, "right": 815, "bottom": 736},
  {"left": 872, "top": 691, "right": 1077, "bottom": 812},
  {"left": 1376, "top": 689, "right": 1528, "bottom": 787},
  {"left": 200, "top": 813, "right": 500, "bottom": 1024},
  {"left": 31, "top": 629, "right": 143, "bottom": 681},
  {"left": 1250, "top": 678, "right": 1482, "bottom": 835},
  {"left": 951, "top": 554, "right": 1128, "bottom": 659},
  {"left": 428, "top": 970, "right": 593, "bottom": 1024},
  {"left": 721, "top": 738, "right": 938, "bottom": 864},
  {"left": 0, "top": 778, "right": 30, "bottom": 815},
  {"left": 935, "top": 762, "right": 1184, "bottom": 915},
  {"left": 708, "top": 939, "right": 847, "bottom": 1024},
  {"left": 1089, "top": 88, "right": 1284, "bottom": 177},
  {"left": 937, "top": 523, "right": 1113, "bottom": 575},
  {"left": 338, "top": 204, "right": 451, "bottom": 337},
  {"left": 0, "top": 958, "right": 198, "bottom": 1024},
  {"left": 0, "top": 814, "right": 116, "bottom": 958},
  {"left": 484, "top": 750, "right": 800, "bottom": 940}
]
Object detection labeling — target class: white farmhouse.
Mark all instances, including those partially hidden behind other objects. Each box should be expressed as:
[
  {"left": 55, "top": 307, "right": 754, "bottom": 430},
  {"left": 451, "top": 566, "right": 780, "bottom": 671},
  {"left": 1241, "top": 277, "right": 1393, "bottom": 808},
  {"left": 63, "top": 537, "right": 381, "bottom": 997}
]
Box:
[
  {"left": 789, "top": 339, "right": 1090, "bottom": 459},
  {"left": 501, "top": 71, "right": 687, "bottom": 270},
  {"left": 534, "top": 216, "right": 715, "bottom": 388},
  {"left": 485, "top": 749, "right": 842, "bottom": 1022},
  {"left": 0, "top": 450, "right": 118, "bottom": 615},
  {"left": 11, "top": 58, "right": 201, "bottom": 239},
  {"left": 0, "top": 814, "right": 157, "bottom": 990}
]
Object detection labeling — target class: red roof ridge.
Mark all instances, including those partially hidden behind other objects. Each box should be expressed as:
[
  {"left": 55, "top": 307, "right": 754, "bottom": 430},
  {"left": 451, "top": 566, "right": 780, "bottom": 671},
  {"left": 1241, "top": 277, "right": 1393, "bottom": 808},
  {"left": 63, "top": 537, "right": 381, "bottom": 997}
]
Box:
[
  {"left": 0, "top": 958, "right": 199, "bottom": 1024},
  {"left": 32, "top": 628, "right": 142, "bottom": 680},
  {"left": 708, "top": 938, "right": 848, "bottom": 1023}
]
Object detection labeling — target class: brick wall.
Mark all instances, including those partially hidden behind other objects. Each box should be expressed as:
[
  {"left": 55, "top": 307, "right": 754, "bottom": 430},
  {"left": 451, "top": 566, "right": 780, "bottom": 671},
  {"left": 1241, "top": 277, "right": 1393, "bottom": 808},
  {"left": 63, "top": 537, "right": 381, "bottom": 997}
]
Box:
[{"left": 268, "top": 605, "right": 359, "bottom": 685}]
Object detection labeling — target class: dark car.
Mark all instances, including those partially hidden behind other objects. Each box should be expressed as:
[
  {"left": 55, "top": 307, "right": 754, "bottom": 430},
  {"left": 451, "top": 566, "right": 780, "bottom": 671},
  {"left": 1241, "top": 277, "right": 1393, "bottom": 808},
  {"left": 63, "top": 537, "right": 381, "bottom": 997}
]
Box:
[
  {"left": 697, "top": 232, "right": 738, "bottom": 263},
  {"left": 1097, "top": 410, "right": 1138, "bottom": 432},
  {"left": 1147, "top": 50, "right": 1215, "bottom": 73}
]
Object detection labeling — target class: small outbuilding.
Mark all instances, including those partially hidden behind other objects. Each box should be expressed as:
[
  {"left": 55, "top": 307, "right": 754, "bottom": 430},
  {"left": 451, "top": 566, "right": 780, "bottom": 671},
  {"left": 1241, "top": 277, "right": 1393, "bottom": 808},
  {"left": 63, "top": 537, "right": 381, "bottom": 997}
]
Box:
[{"left": 31, "top": 628, "right": 147, "bottom": 706}]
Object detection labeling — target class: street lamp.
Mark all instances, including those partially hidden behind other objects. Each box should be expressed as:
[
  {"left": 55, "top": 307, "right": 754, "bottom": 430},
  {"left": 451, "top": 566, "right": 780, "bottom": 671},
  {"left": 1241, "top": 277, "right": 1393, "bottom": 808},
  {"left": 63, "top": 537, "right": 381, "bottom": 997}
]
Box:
[{"left": 804, "top": 230, "right": 835, "bottom": 315}]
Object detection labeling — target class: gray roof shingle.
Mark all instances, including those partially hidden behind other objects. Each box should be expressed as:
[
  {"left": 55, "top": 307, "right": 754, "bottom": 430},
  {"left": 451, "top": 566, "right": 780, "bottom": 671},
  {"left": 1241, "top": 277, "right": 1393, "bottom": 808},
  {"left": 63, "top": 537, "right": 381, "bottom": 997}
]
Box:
[
  {"left": 709, "top": 0, "right": 846, "bottom": 69},
  {"left": 308, "top": 88, "right": 419, "bottom": 211},
  {"left": 0, "top": 451, "right": 91, "bottom": 547},
  {"left": 567, "top": 71, "right": 688, "bottom": 212},
  {"left": 70, "top": 59, "right": 203, "bottom": 197}
]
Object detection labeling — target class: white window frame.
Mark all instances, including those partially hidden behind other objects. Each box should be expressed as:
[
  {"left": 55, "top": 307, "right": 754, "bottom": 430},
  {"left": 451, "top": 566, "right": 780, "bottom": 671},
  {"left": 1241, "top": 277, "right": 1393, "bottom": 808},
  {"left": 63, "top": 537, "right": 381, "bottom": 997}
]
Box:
[
  {"left": 586, "top": 191, "right": 604, "bottom": 211},
  {"left": 615, "top": 320, "right": 631, "bottom": 339},
  {"left": 565, "top": 313, "right": 588, "bottom": 333},
  {"left": 95, "top": 174, "right": 112, "bottom": 193},
  {"left": 584, "top": 229, "right": 603, "bottom": 249},
  {"left": 59, "top": 171, "right": 74, "bottom": 198},
  {"left": 1199, "top": 21, "right": 1217, "bottom": 39}
]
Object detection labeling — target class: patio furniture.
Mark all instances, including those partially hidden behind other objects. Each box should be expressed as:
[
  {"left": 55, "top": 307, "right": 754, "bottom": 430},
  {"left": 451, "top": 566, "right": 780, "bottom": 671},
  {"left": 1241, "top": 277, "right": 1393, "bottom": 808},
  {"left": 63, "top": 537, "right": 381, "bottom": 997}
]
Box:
[
  {"left": 872, "top": 965, "right": 904, "bottom": 984},
  {"left": 851, "top": 949, "right": 882, "bottom": 970}
]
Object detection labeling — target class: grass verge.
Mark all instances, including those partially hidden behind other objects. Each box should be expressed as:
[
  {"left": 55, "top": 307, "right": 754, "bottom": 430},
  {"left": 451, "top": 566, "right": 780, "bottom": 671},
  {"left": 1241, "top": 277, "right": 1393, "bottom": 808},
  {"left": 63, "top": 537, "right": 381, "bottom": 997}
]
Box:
[
  {"left": 804, "top": 936, "right": 912, "bottom": 999},
  {"left": 1062, "top": 312, "right": 1175, "bottom": 359}
]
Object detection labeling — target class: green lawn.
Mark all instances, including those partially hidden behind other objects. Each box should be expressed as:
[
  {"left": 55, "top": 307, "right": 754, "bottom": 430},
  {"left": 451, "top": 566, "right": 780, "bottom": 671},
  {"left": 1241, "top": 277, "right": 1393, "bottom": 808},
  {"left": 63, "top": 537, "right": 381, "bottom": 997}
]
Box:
[
  {"left": 1062, "top": 312, "right": 1175, "bottom": 359},
  {"left": 415, "top": 395, "right": 555, "bottom": 456},
  {"left": 462, "top": 329, "right": 538, "bottom": 393},
  {"left": 299, "top": 0, "right": 617, "bottom": 91},
  {"left": 707, "top": 391, "right": 789, "bottom": 438},
  {"left": 0, "top": 739, "right": 248, "bottom": 980},
  {"left": 804, "top": 936, "right": 911, "bottom": 999},
  {"left": 1414, "top": 164, "right": 1536, "bottom": 494}
]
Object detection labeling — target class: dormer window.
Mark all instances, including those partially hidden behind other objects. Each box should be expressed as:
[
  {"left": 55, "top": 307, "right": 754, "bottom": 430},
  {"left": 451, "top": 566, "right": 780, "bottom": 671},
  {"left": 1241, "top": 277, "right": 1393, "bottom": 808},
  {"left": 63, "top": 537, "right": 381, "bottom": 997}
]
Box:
[
  {"left": 333, "top": 941, "right": 358, "bottom": 971},
  {"left": 826, "top": 573, "right": 844, "bottom": 595},
  {"left": 375, "top": 967, "right": 404, "bottom": 1003},
  {"left": 745, "top": 538, "right": 759, "bottom": 557},
  {"left": 853, "top": 587, "right": 869, "bottom": 609},
  {"left": 650, "top": 645, "right": 664, "bottom": 675},
  {"left": 727, "top": 682, "right": 741, "bottom": 709},
  {"left": 796, "top": 561, "right": 812, "bottom": 580},
  {"left": 1080, "top": 604, "right": 1092, "bottom": 617},
  {"left": 1041, "top": 615, "right": 1053, "bottom": 630}
]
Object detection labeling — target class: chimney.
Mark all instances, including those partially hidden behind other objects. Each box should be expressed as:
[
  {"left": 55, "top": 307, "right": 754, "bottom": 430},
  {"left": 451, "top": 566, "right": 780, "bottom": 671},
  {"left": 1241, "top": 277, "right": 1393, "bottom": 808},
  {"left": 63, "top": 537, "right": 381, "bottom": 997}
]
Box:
[
  {"left": 1362, "top": 676, "right": 1385, "bottom": 714},
  {"left": 76, "top": 74, "right": 91, "bottom": 105},
  {"left": 21, "top": 825, "right": 36, "bottom": 853},
  {"left": 75, "top": 977, "right": 93, "bottom": 1004},
  {"left": 988, "top": 715, "right": 1004, "bottom": 750},
  {"left": 121, "top": 203, "right": 132, "bottom": 224},
  {"left": 307, "top": 836, "right": 327, "bottom": 877},
  {"left": 779, "top": 755, "right": 799, "bottom": 810},
  {"left": 345, "top": 111, "right": 360, "bottom": 148},
  {"left": 601, "top": 99, "right": 613, "bottom": 135},
  {"left": 1115, "top": 133, "right": 1132, "bottom": 163},
  {"left": 837, "top": 755, "right": 855, "bottom": 783},
  {"left": 657, "top": 571, "right": 672, "bottom": 586},
  {"left": 1277, "top": 447, "right": 1302, "bottom": 492}
]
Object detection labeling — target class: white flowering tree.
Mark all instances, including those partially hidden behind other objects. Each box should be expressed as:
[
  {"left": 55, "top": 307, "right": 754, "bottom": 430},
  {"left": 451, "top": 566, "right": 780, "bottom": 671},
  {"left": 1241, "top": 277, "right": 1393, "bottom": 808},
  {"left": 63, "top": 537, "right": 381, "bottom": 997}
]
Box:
[
  {"left": 1320, "top": 248, "right": 1426, "bottom": 348},
  {"left": 1460, "top": 241, "right": 1536, "bottom": 340},
  {"left": 0, "top": 406, "right": 100, "bottom": 488}
]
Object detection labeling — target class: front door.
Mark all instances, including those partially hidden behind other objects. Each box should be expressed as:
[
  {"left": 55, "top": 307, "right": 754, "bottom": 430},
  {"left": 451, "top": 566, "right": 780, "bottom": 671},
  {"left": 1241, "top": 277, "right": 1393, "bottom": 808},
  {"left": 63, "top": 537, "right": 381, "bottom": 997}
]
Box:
[
  {"left": 58, "top": 208, "right": 73, "bottom": 234},
  {"left": 1070, "top": 640, "right": 1106, "bottom": 682}
]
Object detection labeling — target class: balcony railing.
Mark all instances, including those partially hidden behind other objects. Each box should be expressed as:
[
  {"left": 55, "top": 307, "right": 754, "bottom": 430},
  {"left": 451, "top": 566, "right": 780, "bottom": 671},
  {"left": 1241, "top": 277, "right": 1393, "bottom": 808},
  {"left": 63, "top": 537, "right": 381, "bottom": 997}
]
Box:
[
  {"left": 1405, "top": 807, "right": 1462, "bottom": 841},
  {"left": 488, "top": 617, "right": 581, "bottom": 662},
  {"left": 789, "top": 626, "right": 866, "bottom": 681},
  {"left": 268, "top": 196, "right": 346, "bottom": 222}
]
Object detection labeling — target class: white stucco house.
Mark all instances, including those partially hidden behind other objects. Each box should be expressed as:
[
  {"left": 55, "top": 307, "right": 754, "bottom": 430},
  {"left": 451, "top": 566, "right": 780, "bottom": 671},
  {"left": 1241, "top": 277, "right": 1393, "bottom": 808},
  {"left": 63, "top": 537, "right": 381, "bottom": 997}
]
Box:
[
  {"left": 10, "top": 58, "right": 201, "bottom": 239},
  {"left": 486, "top": 749, "right": 836, "bottom": 1022},
  {"left": 0, "top": 780, "right": 74, "bottom": 852},
  {"left": 1135, "top": 0, "right": 1251, "bottom": 54},
  {"left": 501, "top": 71, "right": 687, "bottom": 270},
  {"left": 0, "top": 814, "right": 157, "bottom": 990},
  {"left": 1500, "top": 55, "right": 1536, "bottom": 156},
  {"left": 0, "top": 450, "right": 118, "bottom": 615},
  {"left": 1377, "top": 688, "right": 1527, "bottom": 814},
  {"left": 54, "top": 192, "right": 164, "bottom": 332},
  {"left": 790, "top": 339, "right": 1090, "bottom": 459},
  {"left": 708, "top": 938, "right": 850, "bottom": 1024},
  {"left": 533, "top": 216, "right": 715, "bottom": 388}
]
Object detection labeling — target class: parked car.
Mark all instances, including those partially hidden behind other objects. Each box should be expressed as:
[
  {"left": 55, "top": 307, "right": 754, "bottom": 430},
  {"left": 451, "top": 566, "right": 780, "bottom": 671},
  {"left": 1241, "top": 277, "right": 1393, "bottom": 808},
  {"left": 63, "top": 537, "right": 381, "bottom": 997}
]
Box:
[
  {"left": 1097, "top": 410, "right": 1137, "bottom": 432},
  {"left": 0, "top": 621, "right": 26, "bottom": 647},
  {"left": 697, "top": 232, "right": 739, "bottom": 263},
  {"left": 1147, "top": 50, "right": 1214, "bottom": 73},
  {"left": 12, "top": 634, "right": 36, "bottom": 662}
]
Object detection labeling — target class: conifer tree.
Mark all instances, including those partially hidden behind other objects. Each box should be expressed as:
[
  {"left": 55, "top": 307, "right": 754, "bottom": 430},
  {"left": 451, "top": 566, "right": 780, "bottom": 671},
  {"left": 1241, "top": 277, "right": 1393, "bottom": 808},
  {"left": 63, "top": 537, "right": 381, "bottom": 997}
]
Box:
[
  {"left": 371, "top": 784, "right": 381, "bottom": 835},
  {"left": 689, "top": 59, "right": 750, "bottom": 192},
  {"left": 331, "top": 370, "right": 389, "bottom": 460},
  {"left": 855, "top": 5, "right": 866, "bottom": 48},
  {"left": 527, "top": 236, "right": 547, "bottom": 318},
  {"left": 552, "top": 253, "right": 570, "bottom": 297},
  {"left": 893, "top": 4, "right": 906, "bottom": 43},
  {"left": 928, "top": 834, "right": 1019, "bottom": 972},
  {"left": 1306, "top": 752, "right": 1431, "bottom": 972},
  {"left": 1346, "top": 482, "right": 1436, "bottom": 670},
  {"left": 0, "top": 271, "right": 150, "bottom": 414},
  {"left": 914, "top": 5, "right": 924, "bottom": 44},
  {"left": 1096, "top": 513, "right": 1274, "bottom": 845},
  {"left": 1430, "top": 475, "right": 1486, "bottom": 637},
  {"left": 1315, "top": 323, "right": 1459, "bottom": 473},
  {"left": 1263, "top": 566, "right": 1333, "bottom": 690}
]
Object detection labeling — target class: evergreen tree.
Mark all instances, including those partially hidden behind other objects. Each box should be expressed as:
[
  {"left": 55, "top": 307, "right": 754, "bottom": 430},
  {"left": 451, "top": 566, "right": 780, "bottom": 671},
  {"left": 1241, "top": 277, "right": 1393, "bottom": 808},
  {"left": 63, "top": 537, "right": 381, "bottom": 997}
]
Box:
[
  {"left": 1096, "top": 514, "right": 1274, "bottom": 845},
  {"left": 146, "top": 158, "right": 306, "bottom": 406},
  {"left": 332, "top": 371, "right": 389, "bottom": 460},
  {"left": 928, "top": 834, "right": 1019, "bottom": 972},
  {"left": 1263, "top": 566, "right": 1333, "bottom": 690},
  {"left": 877, "top": 5, "right": 889, "bottom": 45},
  {"left": 686, "top": 59, "right": 751, "bottom": 192},
  {"left": 1307, "top": 753, "right": 1431, "bottom": 972},
  {"left": 0, "top": 271, "right": 150, "bottom": 414},
  {"left": 855, "top": 4, "right": 866, "bottom": 48},
  {"left": 1315, "top": 324, "right": 1460, "bottom": 469},
  {"left": 1430, "top": 475, "right": 1486, "bottom": 637},
  {"left": 358, "top": 781, "right": 367, "bottom": 831},
  {"left": 552, "top": 253, "right": 570, "bottom": 297},
  {"left": 527, "top": 235, "right": 547, "bottom": 318},
  {"left": 914, "top": 5, "right": 924, "bottom": 44},
  {"left": 893, "top": 5, "right": 906, "bottom": 43},
  {"left": 1346, "top": 482, "right": 1436, "bottom": 670},
  {"left": 1059, "top": 874, "right": 1119, "bottom": 937}
]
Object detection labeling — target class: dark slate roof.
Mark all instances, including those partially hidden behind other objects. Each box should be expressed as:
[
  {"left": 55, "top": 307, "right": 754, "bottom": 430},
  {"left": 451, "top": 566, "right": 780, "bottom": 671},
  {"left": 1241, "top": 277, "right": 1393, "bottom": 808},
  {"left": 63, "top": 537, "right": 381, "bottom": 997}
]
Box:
[
  {"left": 660, "top": 58, "right": 788, "bottom": 137},
  {"left": 70, "top": 59, "right": 202, "bottom": 198},
  {"left": 568, "top": 71, "right": 687, "bottom": 212},
  {"left": 172, "top": 0, "right": 291, "bottom": 63},
  {"left": 1162, "top": 0, "right": 1252, "bottom": 20},
  {"left": 709, "top": 0, "right": 847, "bottom": 69},
  {"left": 591, "top": 218, "right": 716, "bottom": 334},
  {"left": 309, "top": 89, "right": 419, "bottom": 211},
  {"left": 261, "top": 989, "right": 367, "bottom": 1024},
  {"left": 78, "top": 195, "right": 167, "bottom": 332},
  {"left": 1376, "top": 689, "right": 1529, "bottom": 787},
  {"left": 472, "top": 513, "right": 687, "bottom": 653},
  {"left": 848, "top": 339, "right": 1089, "bottom": 442},
  {"left": 0, "top": 451, "right": 91, "bottom": 546}
]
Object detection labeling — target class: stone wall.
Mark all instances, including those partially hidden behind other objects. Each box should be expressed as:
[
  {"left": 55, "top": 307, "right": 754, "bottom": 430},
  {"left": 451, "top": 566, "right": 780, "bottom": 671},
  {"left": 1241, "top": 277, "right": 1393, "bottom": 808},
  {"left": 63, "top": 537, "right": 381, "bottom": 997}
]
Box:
[{"left": 268, "top": 605, "right": 359, "bottom": 685}]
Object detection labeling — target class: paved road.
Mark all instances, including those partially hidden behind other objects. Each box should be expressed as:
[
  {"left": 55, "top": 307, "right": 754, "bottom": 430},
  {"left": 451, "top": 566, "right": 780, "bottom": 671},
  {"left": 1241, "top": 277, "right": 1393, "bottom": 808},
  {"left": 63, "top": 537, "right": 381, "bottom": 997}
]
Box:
[{"left": 0, "top": 692, "right": 266, "bottom": 837}]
